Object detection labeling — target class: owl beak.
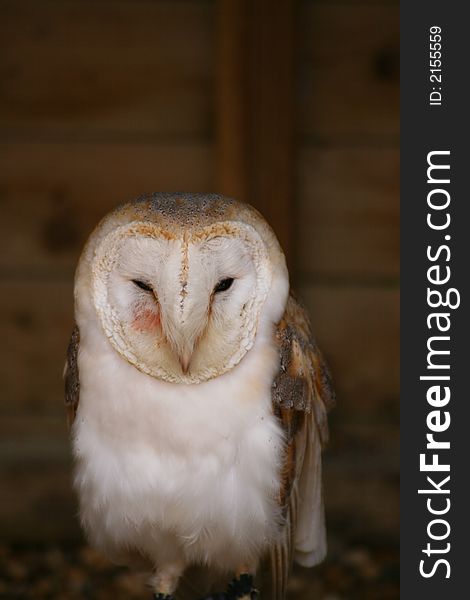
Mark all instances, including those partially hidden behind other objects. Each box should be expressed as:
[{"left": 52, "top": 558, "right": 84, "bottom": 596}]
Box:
[{"left": 179, "top": 351, "right": 192, "bottom": 374}]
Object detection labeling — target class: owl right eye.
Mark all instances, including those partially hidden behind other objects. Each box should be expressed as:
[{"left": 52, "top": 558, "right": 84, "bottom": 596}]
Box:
[
  {"left": 214, "top": 277, "right": 234, "bottom": 293},
  {"left": 132, "top": 279, "right": 153, "bottom": 293}
]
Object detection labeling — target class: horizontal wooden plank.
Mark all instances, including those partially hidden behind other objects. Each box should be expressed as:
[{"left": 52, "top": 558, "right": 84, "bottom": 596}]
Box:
[
  {"left": 0, "top": 142, "right": 213, "bottom": 274},
  {"left": 0, "top": 460, "right": 398, "bottom": 542},
  {"left": 2, "top": 272, "right": 396, "bottom": 423},
  {"left": 0, "top": 0, "right": 214, "bottom": 138},
  {"left": 298, "top": 3, "right": 399, "bottom": 139},
  {"left": 297, "top": 146, "right": 399, "bottom": 278},
  {"left": 325, "top": 459, "right": 399, "bottom": 540},
  {"left": 0, "top": 463, "right": 80, "bottom": 541},
  {"left": 0, "top": 277, "right": 398, "bottom": 540},
  {"left": 0, "top": 281, "right": 74, "bottom": 413},
  {"left": 0, "top": 414, "right": 398, "bottom": 541},
  {"left": 0, "top": 415, "right": 398, "bottom": 468},
  {"left": 0, "top": 279, "right": 398, "bottom": 417},
  {"left": 0, "top": 416, "right": 70, "bottom": 467},
  {"left": 298, "top": 284, "right": 399, "bottom": 419},
  {"left": 0, "top": 454, "right": 398, "bottom": 542},
  {"left": 0, "top": 416, "right": 77, "bottom": 539}
]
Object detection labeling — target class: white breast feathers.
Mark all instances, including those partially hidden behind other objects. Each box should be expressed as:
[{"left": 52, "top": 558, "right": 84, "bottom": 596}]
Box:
[{"left": 72, "top": 322, "right": 284, "bottom": 571}]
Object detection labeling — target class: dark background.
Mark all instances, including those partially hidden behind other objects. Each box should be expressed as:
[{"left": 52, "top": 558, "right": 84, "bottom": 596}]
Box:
[{"left": 0, "top": 1, "right": 399, "bottom": 598}]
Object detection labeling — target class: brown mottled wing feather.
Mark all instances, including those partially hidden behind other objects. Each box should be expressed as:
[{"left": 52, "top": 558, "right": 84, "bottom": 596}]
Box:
[
  {"left": 267, "top": 294, "right": 335, "bottom": 599},
  {"left": 64, "top": 325, "right": 80, "bottom": 427}
]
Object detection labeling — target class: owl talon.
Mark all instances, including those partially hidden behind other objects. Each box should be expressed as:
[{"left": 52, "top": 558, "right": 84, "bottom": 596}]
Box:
[
  {"left": 153, "top": 594, "right": 174, "bottom": 600},
  {"left": 226, "top": 573, "right": 258, "bottom": 600}
]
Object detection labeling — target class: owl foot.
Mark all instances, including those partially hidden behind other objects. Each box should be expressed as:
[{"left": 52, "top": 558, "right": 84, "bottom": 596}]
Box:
[
  {"left": 226, "top": 573, "right": 258, "bottom": 599},
  {"left": 196, "top": 574, "right": 258, "bottom": 600},
  {"left": 153, "top": 595, "right": 174, "bottom": 600}
]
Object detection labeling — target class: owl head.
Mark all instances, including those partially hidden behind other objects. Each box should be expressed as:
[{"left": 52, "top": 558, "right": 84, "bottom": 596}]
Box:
[{"left": 75, "top": 194, "right": 289, "bottom": 384}]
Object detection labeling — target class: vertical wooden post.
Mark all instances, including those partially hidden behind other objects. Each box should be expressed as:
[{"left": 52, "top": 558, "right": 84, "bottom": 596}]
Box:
[
  {"left": 216, "top": 0, "right": 295, "bottom": 266},
  {"left": 216, "top": 0, "right": 249, "bottom": 205}
]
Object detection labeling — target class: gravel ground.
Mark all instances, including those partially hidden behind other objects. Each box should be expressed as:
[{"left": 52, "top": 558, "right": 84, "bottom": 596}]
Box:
[{"left": 0, "top": 542, "right": 398, "bottom": 599}]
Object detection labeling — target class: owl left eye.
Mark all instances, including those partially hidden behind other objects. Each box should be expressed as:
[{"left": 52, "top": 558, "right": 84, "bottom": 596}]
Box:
[
  {"left": 132, "top": 279, "right": 153, "bottom": 293},
  {"left": 214, "top": 278, "right": 234, "bottom": 293}
]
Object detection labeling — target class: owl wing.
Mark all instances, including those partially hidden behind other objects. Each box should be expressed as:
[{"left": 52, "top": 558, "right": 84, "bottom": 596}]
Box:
[
  {"left": 64, "top": 325, "right": 80, "bottom": 427},
  {"left": 267, "top": 294, "right": 335, "bottom": 599}
]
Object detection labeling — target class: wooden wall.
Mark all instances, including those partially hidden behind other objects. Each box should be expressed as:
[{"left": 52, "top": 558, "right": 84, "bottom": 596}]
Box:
[
  {"left": 296, "top": 0, "right": 399, "bottom": 543},
  {"left": 0, "top": 0, "right": 399, "bottom": 546},
  {"left": 0, "top": 0, "right": 215, "bottom": 540}
]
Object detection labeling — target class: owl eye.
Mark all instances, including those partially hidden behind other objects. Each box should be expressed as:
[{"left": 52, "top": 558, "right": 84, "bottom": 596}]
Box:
[
  {"left": 214, "top": 278, "right": 234, "bottom": 294},
  {"left": 132, "top": 279, "right": 153, "bottom": 293}
]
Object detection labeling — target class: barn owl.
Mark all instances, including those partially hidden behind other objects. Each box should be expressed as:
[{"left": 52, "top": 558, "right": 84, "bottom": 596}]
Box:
[{"left": 65, "top": 193, "right": 334, "bottom": 600}]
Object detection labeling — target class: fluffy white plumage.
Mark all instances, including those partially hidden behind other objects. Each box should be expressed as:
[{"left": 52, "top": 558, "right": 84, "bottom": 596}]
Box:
[
  {"left": 74, "top": 272, "right": 286, "bottom": 570},
  {"left": 65, "top": 194, "right": 334, "bottom": 599}
]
